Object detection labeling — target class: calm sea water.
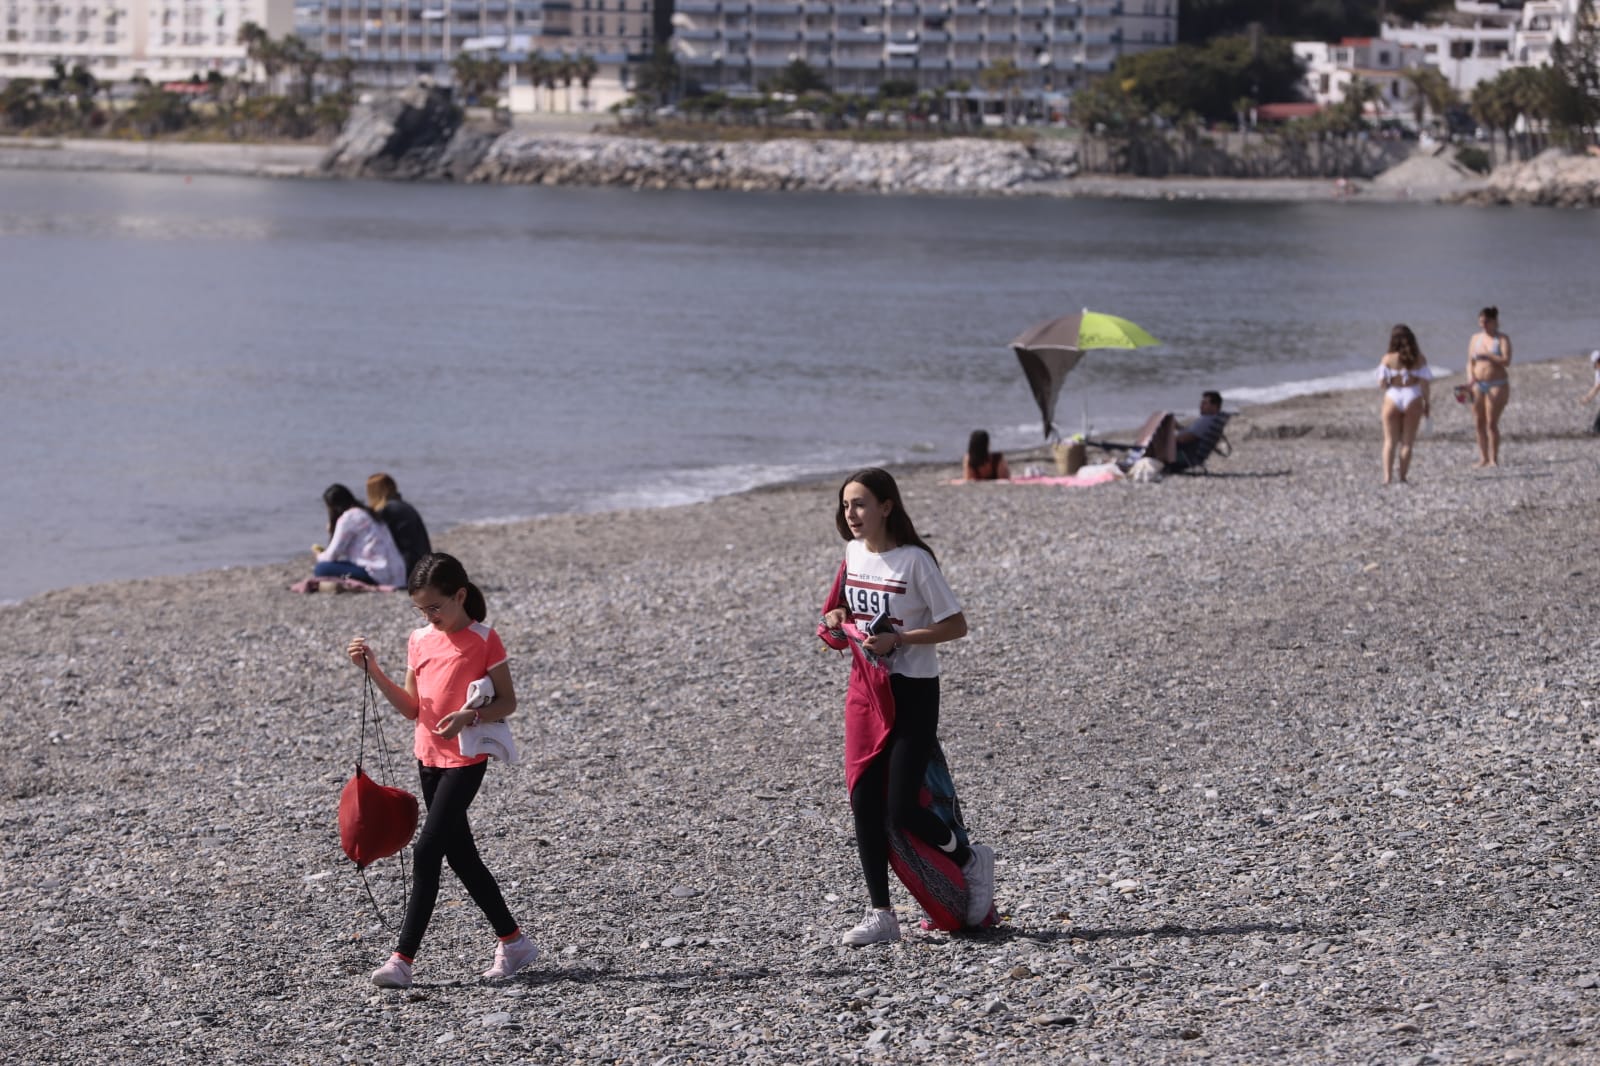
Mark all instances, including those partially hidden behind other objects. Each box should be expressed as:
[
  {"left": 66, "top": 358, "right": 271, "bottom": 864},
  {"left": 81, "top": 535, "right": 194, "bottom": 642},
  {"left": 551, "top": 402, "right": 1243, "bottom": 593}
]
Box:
[{"left": 4, "top": 169, "right": 1599, "bottom": 602}]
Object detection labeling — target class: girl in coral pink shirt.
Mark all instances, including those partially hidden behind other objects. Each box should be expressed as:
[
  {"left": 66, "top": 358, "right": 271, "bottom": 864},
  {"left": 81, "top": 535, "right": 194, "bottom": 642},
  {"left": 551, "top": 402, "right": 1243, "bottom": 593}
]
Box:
[{"left": 346, "top": 552, "right": 535, "bottom": 989}]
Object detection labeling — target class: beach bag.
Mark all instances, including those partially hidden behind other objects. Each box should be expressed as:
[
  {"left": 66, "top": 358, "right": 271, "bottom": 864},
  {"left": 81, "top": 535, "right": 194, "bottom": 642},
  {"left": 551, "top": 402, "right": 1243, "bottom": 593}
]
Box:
[
  {"left": 1590, "top": 408, "right": 1600, "bottom": 436},
  {"left": 339, "top": 766, "right": 418, "bottom": 868}
]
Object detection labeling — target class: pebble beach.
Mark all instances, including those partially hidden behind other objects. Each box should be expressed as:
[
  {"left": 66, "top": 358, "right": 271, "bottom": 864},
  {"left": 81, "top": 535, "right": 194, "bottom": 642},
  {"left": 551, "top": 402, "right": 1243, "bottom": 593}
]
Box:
[{"left": 5, "top": 357, "right": 1600, "bottom": 1064}]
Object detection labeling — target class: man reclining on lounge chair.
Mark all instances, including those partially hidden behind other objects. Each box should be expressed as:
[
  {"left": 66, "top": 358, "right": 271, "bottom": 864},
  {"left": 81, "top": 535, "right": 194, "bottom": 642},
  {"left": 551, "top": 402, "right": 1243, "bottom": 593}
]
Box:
[
  {"left": 1090, "top": 391, "right": 1231, "bottom": 474},
  {"left": 1169, "top": 390, "right": 1230, "bottom": 472}
]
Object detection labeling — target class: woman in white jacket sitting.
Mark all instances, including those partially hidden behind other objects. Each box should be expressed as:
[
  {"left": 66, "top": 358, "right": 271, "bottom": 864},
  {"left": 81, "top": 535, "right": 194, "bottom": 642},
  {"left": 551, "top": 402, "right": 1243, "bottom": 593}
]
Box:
[{"left": 313, "top": 483, "right": 406, "bottom": 586}]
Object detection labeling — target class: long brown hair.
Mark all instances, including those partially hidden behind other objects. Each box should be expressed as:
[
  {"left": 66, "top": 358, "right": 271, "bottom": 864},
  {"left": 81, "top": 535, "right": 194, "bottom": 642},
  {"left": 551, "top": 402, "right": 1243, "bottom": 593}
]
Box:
[
  {"left": 408, "top": 553, "right": 487, "bottom": 622},
  {"left": 1389, "top": 324, "right": 1422, "bottom": 370},
  {"left": 322, "top": 483, "right": 372, "bottom": 538},
  {"left": 834, "top": 468, "right": 939, "bottom": 566}
]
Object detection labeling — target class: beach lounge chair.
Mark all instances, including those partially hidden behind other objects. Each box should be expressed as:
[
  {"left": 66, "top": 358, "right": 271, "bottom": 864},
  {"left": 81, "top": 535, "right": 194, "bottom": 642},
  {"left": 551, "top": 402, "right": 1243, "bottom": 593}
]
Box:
[
  {"left": 1167, "top": 411, "right": 1232, "bottom": 475},
  {"left": 1087, "top": 410, "right": 1231, "bottom": 475},
  {"left": 1085, "top": 411, "right": 1177, "bottom": 468}
]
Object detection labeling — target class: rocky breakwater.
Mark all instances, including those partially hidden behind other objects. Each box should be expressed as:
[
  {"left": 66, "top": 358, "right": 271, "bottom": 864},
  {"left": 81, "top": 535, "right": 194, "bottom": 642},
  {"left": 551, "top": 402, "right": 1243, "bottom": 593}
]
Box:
[
  {"left": 469, "top": 131, "right": 1079, "bottom": 194},
  {"left": 1451, "top": 147, "right": 1600, "bottom": 207},
  {"left": 320, "top": 87, "right": 1079, "bottom": 193}
]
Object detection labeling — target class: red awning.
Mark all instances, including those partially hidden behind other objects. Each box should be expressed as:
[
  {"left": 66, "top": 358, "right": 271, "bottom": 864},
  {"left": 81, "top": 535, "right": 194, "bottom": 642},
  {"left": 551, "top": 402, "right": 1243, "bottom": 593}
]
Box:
[{"left": 1257, "top": 102, "right": 1322, "bottom": 121}]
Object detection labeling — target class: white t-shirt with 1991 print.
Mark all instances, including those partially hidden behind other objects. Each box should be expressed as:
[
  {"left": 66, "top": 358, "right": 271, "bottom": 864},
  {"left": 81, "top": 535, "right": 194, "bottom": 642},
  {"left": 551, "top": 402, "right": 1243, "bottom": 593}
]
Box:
[{"left": 842, "top": 539, "right": 961, "bottom": 679}]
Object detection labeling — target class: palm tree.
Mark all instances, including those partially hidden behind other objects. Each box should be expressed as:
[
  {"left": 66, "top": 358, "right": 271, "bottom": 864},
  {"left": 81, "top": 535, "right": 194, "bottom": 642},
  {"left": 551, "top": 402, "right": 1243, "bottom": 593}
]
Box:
[
  {"left": 978, "top": 58, "right": 1023, "bottom": 125},
  {"left": 237, "top": 21, "right": 269, "bottom": 92},
  {"left": 1402, "top": 66, "right": 1454, "bottom": 134},
  {"left": 556, "top": 55, "right": 576, "bottom": 112},
  {"left": 519, "top": 55, "right": 544, "bottom": 110},
  {"left": 278, "top": 36, "right": 322, "bottom": 105},
  {"left": 330, "top": 56, "right": 357, "bottom": 99},
  {"left": 574, "top": 53, "right": 598, "bottom": 111},
  {"left": 1470, "top": 76, "right": 1516, "bottom": 164}
]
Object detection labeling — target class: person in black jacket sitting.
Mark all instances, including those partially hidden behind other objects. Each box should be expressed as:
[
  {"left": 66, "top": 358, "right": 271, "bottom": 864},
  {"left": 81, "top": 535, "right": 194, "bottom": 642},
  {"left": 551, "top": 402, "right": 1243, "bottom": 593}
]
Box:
[{"left": 366, "top": 473, "right": 432, "bottom": 581}]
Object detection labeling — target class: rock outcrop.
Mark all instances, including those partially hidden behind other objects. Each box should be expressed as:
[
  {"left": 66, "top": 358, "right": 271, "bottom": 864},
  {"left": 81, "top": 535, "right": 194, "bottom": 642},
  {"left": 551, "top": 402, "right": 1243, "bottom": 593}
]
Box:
[
  {"left": 320, "top": 86, "right": 470, "bottom": 180},
  {"left": 319, "top": 89, "right": 1079, "bottom": 194},
  {"left": 1450, "top": 148, "right": 1600, "bottom": 207}
]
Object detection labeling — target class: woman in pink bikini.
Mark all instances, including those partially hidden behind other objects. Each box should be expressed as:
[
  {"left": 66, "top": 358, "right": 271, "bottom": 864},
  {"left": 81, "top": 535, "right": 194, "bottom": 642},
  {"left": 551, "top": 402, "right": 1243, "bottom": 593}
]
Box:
[
  {"left": 1376, "top": 324, "right": 1432, "bottom": 485},
  {"left": 1467, "top": 306, "right": 1513, "bottom": 467}
]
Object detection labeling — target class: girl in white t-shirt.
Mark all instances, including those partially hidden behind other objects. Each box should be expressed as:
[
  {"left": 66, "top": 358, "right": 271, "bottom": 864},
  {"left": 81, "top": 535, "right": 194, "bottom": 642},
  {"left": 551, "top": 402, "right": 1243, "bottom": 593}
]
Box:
[
  {"left": 314, "top": 483, "right": 406, "bottom": 586},
  {"left": 821, "top": 468, "right": 995, "bottom": 946}
]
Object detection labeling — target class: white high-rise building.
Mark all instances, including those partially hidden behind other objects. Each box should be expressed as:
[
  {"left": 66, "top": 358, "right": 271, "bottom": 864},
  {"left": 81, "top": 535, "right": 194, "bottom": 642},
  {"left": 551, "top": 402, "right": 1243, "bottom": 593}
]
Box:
[
  {"left": 1, "top": 0, "right": 293, "bottom": 81},
  {"left": 669, "top": 0, "right": 1177, "bottom": 98}
]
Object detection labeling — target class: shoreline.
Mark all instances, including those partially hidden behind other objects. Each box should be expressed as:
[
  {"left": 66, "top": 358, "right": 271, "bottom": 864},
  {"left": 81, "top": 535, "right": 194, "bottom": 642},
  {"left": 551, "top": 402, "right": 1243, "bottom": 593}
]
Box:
[
  {"left": 5, "top": 353, "right": 1599, "bottom": 1062},
  {"left": 0, "top": 356, "right": 1574, "bottom": 605},
  {"left": 0, "top": 133, "right": 1483, "bottom": 203}
]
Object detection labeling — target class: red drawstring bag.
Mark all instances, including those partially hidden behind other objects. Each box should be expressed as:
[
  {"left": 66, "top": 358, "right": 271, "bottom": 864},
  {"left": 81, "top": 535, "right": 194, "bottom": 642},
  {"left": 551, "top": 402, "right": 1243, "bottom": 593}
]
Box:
[{"left": 339, "top": 764, "right": 418, "bottom": 869}]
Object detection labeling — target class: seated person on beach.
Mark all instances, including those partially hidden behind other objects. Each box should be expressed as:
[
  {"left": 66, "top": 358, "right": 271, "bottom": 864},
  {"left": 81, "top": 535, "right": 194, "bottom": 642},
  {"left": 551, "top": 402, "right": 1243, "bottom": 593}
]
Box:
[
  {"left": 313, "top": 483, "right": 407, "bottom": 587},
  {"left": 962, "top": 430, "right": 1010, "bottom": 480},
  {"left": 1170, "top": 391, "right": 1229, "bottom": 471},
  {"left": 366, "top": 473, "right": 432, "bottom": 580}
]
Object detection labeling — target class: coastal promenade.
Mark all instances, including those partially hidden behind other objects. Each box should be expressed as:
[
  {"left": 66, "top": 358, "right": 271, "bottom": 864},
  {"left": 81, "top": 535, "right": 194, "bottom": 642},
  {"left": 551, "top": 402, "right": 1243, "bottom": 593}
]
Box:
[{"left": 4, "top": 358, "right": 1597, "bottom": 1062}]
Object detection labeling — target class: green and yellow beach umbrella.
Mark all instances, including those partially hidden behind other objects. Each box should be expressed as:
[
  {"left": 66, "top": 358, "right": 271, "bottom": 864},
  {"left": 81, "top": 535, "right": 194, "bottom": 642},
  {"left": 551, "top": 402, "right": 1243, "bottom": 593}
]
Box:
[{"left": 1010, "top": 308, "right": 1163, "bottom": 439}]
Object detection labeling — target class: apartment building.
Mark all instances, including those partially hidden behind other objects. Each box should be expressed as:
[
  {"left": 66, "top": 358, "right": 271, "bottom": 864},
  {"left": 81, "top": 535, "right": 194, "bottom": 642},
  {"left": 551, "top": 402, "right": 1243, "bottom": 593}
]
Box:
[
  {"left": 1294, "top": 37, "right": 1430, "bottom": 119},
  {"left": 1514, "top": 0, "right": 1587, "bottom": 65},
  {"left": 2, "top": 0, "right": 291, "bottom": 81},
  {"left": 1364, "top": 0, "right": 1591, "bottom": 99},
  {"left": 668, "top": 0, "right": 1178, "bottom": 97},
  {"left": 289, "top": 0, "right": 658, "bottom": 106}
]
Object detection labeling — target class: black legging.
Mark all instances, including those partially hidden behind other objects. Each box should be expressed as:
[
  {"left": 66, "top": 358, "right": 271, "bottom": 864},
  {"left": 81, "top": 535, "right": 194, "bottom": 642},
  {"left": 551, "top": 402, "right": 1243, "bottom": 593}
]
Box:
[
  {"left": 850, "top": 674, "right": 962, "bottom": 909},
  {"left": 397, "top": 760, "right": 518, "bottom": 959}
]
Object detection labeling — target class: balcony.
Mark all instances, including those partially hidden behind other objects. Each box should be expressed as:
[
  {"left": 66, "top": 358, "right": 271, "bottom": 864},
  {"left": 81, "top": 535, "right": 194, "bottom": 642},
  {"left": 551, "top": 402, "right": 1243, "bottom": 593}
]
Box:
[
  {"left": 676, "top": 0, "right": 719, "bottom": 10},
  {"left": 1082, "top": 1, "right": 1118, "bottom": 15},
  {"left": 751, "top": 1, "right": 801, "bottom": 12},
  {"left": 835, "top": 28, "right": 882, "bottom": 42},
  {"left": 832, "top": 2, "right": 879, "bottom": 14}
]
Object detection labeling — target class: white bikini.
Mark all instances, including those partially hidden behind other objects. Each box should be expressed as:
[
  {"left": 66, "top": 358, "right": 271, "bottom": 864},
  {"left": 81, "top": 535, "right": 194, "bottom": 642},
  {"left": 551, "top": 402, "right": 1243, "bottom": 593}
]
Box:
[{"left": 1377, "top": 363, "right": 1433, "bottom": 412}]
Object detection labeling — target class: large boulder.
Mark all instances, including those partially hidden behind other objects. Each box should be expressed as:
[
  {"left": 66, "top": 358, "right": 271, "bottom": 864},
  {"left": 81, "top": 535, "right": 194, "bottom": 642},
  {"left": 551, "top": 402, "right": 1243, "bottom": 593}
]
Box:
[
  {"left": 1451, "top": 148, "right": 1600, "bottom": 207},
  {"left": 320, "top": 86, "right": 465, "bottom": 180}
]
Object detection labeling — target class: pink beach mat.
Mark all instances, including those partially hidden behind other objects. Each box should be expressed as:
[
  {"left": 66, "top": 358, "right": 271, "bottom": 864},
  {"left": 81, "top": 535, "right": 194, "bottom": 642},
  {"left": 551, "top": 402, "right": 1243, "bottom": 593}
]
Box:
[
  {"left": 289, "top": 577, "right": 401, "bottom": 594},
  {"left": 948, "top": 468, "right": 1121, "bottom": 489}
]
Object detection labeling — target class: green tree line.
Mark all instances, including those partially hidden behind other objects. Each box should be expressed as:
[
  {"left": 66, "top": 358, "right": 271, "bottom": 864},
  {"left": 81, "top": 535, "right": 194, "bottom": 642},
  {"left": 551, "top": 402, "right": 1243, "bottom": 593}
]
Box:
[{"left": 1180, "top": 0, "right": 1455, "bottom": 43}]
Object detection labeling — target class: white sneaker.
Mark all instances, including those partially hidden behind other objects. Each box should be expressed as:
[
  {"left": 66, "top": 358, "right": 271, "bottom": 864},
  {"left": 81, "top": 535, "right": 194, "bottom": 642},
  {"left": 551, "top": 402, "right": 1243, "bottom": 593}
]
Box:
[
  {"left": 841, "top": 908, "right": 901, "bottom": 947},
  {"left": 963, "top": 843, "right": 996, "bottom": 927},
  {"left": 482, "top": 935, "right": 540, "bottom": 980},
  {"left": 371, "top": 954, "right": 413, "bottom": 989}
]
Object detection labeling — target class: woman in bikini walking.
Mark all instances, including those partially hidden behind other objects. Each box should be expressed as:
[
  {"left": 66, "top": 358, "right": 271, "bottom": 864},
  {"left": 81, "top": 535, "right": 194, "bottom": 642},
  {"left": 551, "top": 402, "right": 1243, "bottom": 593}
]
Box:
[
  {"left": 1376, "top": 324, "right": 1432, "bottom": 485},
  {"left": 1468, "top": 306, "right": 1512, "bottom": 468}
]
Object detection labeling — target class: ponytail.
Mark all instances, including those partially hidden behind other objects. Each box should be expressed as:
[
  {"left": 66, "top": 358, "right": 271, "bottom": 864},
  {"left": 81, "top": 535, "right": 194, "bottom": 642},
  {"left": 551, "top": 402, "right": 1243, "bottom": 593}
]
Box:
[{"left": 408, "top": 552, "right": 488, "bottom": 622}]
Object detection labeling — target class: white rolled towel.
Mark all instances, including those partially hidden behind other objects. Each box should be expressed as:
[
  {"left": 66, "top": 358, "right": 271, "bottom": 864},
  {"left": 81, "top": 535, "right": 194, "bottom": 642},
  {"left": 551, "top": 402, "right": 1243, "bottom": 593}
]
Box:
[{"left": 457, "top": 676, "right": 518, "bottom": 764}]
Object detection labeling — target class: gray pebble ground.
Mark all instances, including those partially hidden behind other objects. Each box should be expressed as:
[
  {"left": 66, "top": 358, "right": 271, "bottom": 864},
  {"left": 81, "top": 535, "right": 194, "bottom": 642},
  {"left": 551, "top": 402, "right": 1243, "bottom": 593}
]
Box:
[{"left": 4, "top": 358, "right": 1599, "bottom": 1064}]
